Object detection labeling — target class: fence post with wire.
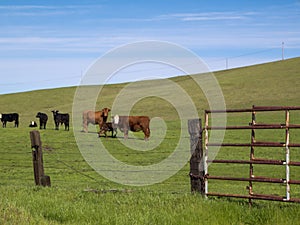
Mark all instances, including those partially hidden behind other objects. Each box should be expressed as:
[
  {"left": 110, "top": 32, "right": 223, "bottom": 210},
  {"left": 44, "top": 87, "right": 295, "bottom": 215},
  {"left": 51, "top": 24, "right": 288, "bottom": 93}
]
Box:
[
  {"left": 30, "top": 130, "right": 51, "bottom": 187},
  {"left": 188, "top": 118, "right": 205, "bottom": 195}
]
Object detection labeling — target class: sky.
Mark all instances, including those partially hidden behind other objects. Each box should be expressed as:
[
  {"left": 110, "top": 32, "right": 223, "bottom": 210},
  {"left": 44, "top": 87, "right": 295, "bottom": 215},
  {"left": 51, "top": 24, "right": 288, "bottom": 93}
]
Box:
[{"left": 0, "top": 0, "right": 299, "bottom": 94}]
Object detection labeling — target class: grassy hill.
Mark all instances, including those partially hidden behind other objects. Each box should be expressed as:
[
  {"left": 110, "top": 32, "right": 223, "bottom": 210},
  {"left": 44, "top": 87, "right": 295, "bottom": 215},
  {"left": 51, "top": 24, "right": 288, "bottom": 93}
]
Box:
[
  {"left": 1, "top": 57, "right": 299, "bottom": 125},
  {"left": 1, "top": 57, "right": 300, "bottom": 225}
]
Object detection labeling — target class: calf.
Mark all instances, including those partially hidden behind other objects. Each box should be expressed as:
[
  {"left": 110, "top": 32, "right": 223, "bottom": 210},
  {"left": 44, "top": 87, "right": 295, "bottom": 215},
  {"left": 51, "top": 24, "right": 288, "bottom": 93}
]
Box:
[
  {"left": 36, "top": 112, "right": 48, "bottom": 129},
  {"left": 29, "top": 121, "right": 38, "bottom": 127},
  {"left": 98, "top": 122, "right": 117, "bottom": 138},
  {"left": 51, "top": 110, "right": 69, "bottom": 131},
  {"left": 0, "top": 113, "right": 19, "bottom": 128}
]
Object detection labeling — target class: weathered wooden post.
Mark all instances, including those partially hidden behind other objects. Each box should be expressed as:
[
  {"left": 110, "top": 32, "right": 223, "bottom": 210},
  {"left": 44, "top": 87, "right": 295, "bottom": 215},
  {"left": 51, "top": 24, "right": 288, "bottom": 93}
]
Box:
[
  {"left": 30, "top": 130, "right": 51, "bottom": 187},
  {"left": 188, "top": 119, "right": 205, "bottom": 195}
]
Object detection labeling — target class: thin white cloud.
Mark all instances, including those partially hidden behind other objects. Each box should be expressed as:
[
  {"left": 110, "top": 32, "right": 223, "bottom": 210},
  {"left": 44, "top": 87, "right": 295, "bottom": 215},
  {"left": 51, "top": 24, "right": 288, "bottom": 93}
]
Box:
[
  {"left": 0, "top": 4, "right": 103, "bottom": 17},
  {"left": 0, "top": 5, "right": 55, "bottom": 10},
  {"left": 0, "top": 37, "right": 69, "bottom": 44},
  {"left": 0, "top": 36, "right": 134, "bottom": 54},
  {"left": 155, "top": 11, "right": 257, "bottom": 22},
  {"left": 181, "top": 15, "right": 245, "bottom": 21}
]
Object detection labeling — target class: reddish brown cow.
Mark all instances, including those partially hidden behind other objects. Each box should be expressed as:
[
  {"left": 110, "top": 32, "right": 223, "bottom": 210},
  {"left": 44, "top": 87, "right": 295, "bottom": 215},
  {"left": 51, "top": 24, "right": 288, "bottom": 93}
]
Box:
[
  {"left": 113, "top": 115, "right": 150, "bottom": 140},
  {"left": 82, "top": 108, "right": 111, "bottom": 133}
]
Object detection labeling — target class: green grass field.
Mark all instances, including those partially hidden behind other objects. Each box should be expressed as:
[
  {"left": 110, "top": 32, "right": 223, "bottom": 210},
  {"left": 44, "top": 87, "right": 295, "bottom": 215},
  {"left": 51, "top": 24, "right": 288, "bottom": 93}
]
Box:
[{"left": 1, "top": 57, "right": 300, "bottom": 224}]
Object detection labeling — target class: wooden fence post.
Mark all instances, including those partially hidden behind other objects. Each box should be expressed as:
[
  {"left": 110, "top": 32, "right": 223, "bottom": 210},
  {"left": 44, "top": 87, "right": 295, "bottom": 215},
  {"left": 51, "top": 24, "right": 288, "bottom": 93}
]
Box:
[
  {"left": 30, "top": 130, "right": 51, "bottom": 187},
  {"left": 188, "top": 119, "right": 205, "bottom": 195}
]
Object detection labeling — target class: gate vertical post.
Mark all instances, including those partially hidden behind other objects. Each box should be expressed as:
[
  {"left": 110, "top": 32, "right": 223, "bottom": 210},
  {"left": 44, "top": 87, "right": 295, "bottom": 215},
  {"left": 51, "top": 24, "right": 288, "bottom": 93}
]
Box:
[
  {"left": 249, "top": 106, "right": 256, "bottom": 205},
  {"left": 285, "top": 110, "right": 290, "bottom": 200},
  {"left": 204, "top": 111, "right": 209, "bottom": 197},
  {"left": 188, "top": 119, "right": 205, "bottom": 195},
  {"left": 30, "top": 130, "right": 51, "bottom": 187}
]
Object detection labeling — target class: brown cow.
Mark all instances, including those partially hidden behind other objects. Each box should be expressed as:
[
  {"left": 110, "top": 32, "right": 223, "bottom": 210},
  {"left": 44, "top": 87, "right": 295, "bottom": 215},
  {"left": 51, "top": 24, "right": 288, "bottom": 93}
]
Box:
[
  {"left": 113, "top": 115, "right": 150, "bottom": 140},
  {"left": 82, "top": 107, "right": 111, "bottom": 133}
]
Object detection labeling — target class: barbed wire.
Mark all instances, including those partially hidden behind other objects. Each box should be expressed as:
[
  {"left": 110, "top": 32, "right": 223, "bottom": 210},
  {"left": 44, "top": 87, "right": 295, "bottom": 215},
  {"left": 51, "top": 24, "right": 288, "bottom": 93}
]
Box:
[{"left": 0, "top": 133, "right": 191, "bottom": 191}]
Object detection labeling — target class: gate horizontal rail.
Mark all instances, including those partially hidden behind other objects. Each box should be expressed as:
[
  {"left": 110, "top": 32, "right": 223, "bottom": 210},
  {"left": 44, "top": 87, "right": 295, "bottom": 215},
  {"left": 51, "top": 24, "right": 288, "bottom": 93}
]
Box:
[
  {"left": 207, "top": 124, "right": 300, "bottom": 130},
  {"left": 205, "top": 106, "right": 300, "bottom": 113},
  {"left": 206, "top": 175, "right": 300, "bottom": 184},
  {"left": 206, "top": 192, "right": 300, "bottom": 203},
  {"left": 208, "top": 142, "right": 300, "bottom": 147},
  {"left": 207, "top": 159, "right": 300, "bottom": 166}
]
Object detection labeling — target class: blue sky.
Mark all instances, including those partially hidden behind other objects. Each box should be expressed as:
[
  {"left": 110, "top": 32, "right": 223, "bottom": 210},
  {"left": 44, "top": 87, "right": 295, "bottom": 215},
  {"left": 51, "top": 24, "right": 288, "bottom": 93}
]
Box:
[{"left": 0, "top": 0, "right": 299, "bottom": 94}]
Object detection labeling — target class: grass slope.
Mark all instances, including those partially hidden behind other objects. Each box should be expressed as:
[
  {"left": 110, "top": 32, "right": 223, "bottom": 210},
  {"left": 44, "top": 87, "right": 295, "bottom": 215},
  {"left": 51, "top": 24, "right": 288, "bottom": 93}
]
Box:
[{"left": 0, "top": 57, "right": 300, "bottom": 224}]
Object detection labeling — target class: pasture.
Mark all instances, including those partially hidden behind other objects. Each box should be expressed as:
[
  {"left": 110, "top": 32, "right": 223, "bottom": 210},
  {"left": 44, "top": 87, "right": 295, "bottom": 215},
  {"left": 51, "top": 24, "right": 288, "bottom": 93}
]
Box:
[{"left": 1, "top": 57, "right": 300, "bottom": 224}]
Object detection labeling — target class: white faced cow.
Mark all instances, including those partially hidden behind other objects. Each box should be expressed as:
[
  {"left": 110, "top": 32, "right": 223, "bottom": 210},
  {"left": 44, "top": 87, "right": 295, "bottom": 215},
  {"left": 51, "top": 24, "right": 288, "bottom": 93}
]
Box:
[{"left": 112, "top": 115, "right": 150, "bottom": 141}]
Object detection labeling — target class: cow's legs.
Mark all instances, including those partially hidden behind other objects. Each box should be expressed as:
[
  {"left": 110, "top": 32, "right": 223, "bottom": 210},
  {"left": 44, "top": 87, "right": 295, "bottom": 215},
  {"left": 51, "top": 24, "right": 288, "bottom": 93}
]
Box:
[
  {"left": 55, "top": 122, "right": 59, "bottom": 130},
  {"left": 83, "top": 121, "right": 88, "bottom": 132},
  {"left": 65, "top": 123, "right": 69, "bottom": 131},
  {"left": 124, "top": 129, "right": 129, "bottom": 139},
  {"left": 111, "top": 128, "right": 117, "bottom": 138},
  {"left": 98, "top": 123, "right": 104, "bottom": 136},
  {"left": 143, "top": 127, "right": 150, "bottom": 141}
]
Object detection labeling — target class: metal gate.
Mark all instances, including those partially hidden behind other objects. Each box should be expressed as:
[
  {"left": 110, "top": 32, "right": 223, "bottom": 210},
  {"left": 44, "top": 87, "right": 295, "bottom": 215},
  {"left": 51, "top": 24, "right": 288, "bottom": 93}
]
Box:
[{"left": 204, "top": 106, "right": 300, "bottom": 204}]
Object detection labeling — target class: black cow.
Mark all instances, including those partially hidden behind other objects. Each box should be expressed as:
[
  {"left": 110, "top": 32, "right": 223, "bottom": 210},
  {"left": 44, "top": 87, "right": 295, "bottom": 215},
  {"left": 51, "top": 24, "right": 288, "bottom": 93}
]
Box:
[
  {"left": 36, "top": 112, "right": 48, "bottom": 129},
  {"left": 0, "top": 113, "right": 19, "bottom": 128},
  {"left": 51, "top": 110, "right": 69, "bottom": 131}
]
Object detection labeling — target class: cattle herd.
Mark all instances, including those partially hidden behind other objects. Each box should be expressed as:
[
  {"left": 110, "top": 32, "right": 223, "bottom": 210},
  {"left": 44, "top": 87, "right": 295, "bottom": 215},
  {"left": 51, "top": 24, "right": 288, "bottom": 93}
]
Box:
[
  {"left": 0, "top": 107, "right": 151, "bottom": 140},
  {"left": 83, "top": 107, "right": 151, "bottom": 141},
  {"left": 0, "top": 111, "right": 69, "bottom": 131}
]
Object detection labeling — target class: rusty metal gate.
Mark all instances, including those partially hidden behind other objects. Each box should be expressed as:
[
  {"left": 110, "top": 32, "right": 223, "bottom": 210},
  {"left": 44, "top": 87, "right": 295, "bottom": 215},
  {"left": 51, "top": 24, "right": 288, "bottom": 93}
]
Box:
[{"left": 204, "top": 106, "right": 300, "bottom": 204}]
